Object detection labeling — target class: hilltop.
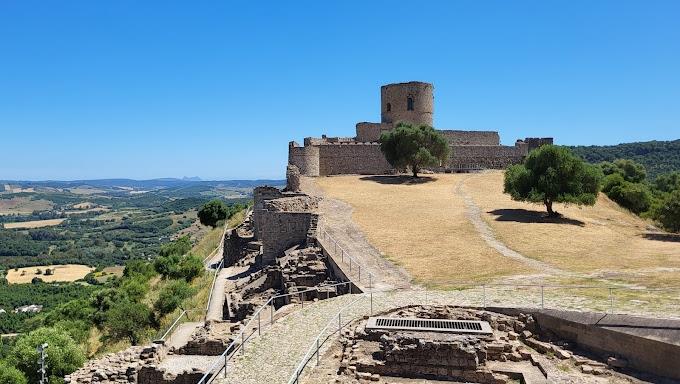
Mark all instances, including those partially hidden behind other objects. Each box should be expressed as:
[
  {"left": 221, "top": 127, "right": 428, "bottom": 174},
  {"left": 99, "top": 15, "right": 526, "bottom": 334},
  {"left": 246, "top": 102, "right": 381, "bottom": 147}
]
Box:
[{"left": 569, "top": 139, "right": 680, "bottom": 179}]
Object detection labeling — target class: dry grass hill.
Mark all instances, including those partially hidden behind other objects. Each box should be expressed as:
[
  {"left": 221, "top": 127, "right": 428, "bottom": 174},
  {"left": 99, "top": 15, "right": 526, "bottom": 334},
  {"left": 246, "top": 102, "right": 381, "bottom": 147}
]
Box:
[{"left": 314, "top": 171, "right": 680, "bottom": 291}]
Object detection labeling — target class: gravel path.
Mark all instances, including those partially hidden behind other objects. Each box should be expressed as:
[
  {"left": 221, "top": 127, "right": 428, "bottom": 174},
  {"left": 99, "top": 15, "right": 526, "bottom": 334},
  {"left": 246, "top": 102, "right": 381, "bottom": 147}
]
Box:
[
  {"left": 158, "top": 354, "right": 216, "bottom": 375},
  {"left": 165, "top": 321, "right": 203, "bottom": 350},
  {"left": 456, "top": 174, "right": 568, "bottom": 277},
  {"left": 301, "top": 177, "right": 413, "bottom": 291}
]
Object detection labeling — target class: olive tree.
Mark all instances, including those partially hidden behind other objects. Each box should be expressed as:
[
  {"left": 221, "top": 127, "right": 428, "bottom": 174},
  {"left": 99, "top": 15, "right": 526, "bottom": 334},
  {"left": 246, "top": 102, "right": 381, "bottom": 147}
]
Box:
[{"left": 379, "top": 123, "right": 450, "bottom": 177}]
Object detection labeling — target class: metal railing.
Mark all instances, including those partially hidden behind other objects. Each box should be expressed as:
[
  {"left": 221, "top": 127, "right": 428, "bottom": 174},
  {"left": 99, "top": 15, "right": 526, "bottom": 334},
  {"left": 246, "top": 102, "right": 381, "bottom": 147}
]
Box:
[
  {"left": 318, "top": 229, "right": 374, "bottom": 288},
  {"left": 204, "top": 259, "right": 225, "bottom": 320},
  {"left": 196, "top": 280, "right": 356, "bottom": 384}
]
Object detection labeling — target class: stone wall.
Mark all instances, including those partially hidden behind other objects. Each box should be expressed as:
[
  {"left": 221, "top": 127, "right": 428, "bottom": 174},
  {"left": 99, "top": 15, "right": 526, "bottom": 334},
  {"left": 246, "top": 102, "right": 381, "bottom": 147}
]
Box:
[
  {"left": 285, "top": 164, "right": 301, "bottom": 192},
  {"left": 259, "top": 211, "right": 316, "bottom": 264},
  {"left": 317, "top": 143, "right": 393, "bottom": 175},
  {"left": 381, "top": 82, "right": 434, "bottom": 127},
  {"left": 440, "top": 130, "right": 500, "bottom": 146},
  {"left": 524, "top": 137, "right": 554, "bottom": 151},
  {"left": 288, "top": 141, "right": 319, "bottom": 176},
  {"left": 448, "top": 144, "right": 527, "bottom": 170},
  {"left": 355, "top": 122, "right": 391, "bottom": 142}
]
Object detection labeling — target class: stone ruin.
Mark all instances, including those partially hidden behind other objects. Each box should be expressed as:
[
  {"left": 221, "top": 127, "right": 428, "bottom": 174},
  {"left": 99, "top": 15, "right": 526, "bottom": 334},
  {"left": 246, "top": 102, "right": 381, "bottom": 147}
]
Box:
[{"left": 312, "top": 305, "right": 663, "bottom": 384}]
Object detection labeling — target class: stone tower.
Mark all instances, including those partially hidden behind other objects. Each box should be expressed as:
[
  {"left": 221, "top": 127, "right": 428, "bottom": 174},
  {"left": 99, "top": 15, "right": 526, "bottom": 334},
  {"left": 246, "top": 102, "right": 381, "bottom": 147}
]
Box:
[{"left": 380, "top": 81, "right": 434, "bottom": 127}]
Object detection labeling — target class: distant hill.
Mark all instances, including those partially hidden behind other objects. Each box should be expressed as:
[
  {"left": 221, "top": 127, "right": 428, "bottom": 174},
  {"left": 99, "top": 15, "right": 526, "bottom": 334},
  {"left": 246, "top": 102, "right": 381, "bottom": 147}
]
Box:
[
  {"left": 569, "top": 139, "right": 680, "bottom": 179},
  {"left": 0, "top": 178, "right": 285, "bottom": 190}
]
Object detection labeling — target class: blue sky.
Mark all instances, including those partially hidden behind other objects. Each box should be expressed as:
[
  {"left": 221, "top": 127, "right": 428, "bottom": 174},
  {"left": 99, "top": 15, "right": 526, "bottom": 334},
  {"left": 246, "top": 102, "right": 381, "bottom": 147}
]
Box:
[{"left": 1, "top": 1, "right": 679, "bottom": 180}]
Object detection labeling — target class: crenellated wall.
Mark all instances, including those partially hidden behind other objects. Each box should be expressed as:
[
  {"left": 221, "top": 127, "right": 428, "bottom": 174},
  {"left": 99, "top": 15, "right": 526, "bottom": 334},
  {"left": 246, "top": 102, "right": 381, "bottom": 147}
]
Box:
[{"left": 288, "top": 141, "right": 320, "bottom": 176}]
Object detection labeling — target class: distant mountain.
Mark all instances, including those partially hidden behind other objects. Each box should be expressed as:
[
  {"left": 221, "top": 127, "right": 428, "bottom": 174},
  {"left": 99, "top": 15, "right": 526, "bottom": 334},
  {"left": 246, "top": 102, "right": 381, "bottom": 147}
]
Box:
[
  {"left": 0, "top": 178, "right": 286, "bottom": 190},
  {"left": 569, "top": 139, "right": 680, "bottom": 179}
]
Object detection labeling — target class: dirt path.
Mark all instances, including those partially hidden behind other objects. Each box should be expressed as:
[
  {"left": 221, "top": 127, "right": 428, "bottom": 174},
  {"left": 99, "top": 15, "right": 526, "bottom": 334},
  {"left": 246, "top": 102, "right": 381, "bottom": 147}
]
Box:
[
  {"left": 301, "top": 177, "right": 413, "bottom": 290},
  {"left": 455, "top": 174, "right": 569, "bottom": 278},
  {"left": 165, "top": 321, "right": 203, "bottom": 350}
]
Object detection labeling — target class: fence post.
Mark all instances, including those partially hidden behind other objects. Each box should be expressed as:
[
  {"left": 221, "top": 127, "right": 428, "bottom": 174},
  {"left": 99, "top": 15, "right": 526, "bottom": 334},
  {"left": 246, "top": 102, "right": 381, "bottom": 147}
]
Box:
[
  {"left": 541, "top": 286, "right": 544, "bottom": 309},
  {"left": 358, "top": 265, "right": 361, "bottom": 282},
  {"left": 369, "top": 274, "right": 373, "bottom": 289},
  {"left": 300, "top": 292, "right": 304, "bottom": 308},
  {"left": 224, "top": 353, "right": 228, "bottom": 378},
  {"left": 349, "top": 258, "right": 352, "bottom": 273},
  {"left": 482, "top": 285, "right": 486, "bottom": 308},
  {"left": 316, "top": 337, "right": 320, "bottom": 366},
  {"left": 258, "top": 311, "right": 261, "bottom": 336},
  {"left": 241, "top": 331, "right": 245, "bottom": 354}
]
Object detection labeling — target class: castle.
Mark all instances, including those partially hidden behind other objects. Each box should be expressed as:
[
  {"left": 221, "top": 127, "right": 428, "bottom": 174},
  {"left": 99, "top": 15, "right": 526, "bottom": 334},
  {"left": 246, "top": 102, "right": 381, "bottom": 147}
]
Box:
[{"left": 289, "top": 81, "right": 553, "bottom": 176}]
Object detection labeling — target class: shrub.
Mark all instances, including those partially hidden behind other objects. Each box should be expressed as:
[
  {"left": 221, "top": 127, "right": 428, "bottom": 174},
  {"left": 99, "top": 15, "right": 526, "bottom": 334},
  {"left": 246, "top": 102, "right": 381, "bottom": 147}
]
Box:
[
  {"left": 654, "top": 190, "right": 680, "bottom": 233},
  {"left": 0, "top": 360, "right": 27, "bottom": 384},
  {"left": 10, "top": 327, "right": 85, "bottom": 383},
  {"left": 198, "top": 200, "right": 228, "bottom": 228},
  {"left": 153, "top": 280, "right": 194, "bottom": 316},
  {"left": 104, "top": 300, "right": 152, "bottom": 345},
  {"left": 607, "top": 181, "right": 653, "bottom": 214}
]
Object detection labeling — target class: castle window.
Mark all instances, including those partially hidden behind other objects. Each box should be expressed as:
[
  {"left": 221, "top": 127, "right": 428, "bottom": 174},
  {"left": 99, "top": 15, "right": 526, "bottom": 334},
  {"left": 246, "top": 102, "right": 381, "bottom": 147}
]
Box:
[
  {"left": 407, "top": 97, "right": 414, "bottom": 111},
  {"left": 386, "top": 103, "right": 391, "bottom": 112}
]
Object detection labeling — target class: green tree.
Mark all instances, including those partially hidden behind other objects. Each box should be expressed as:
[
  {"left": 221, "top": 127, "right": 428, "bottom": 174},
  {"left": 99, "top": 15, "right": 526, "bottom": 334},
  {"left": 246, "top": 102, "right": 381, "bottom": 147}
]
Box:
[
  {"left": 379, "top": 123, "right": 450, "bottom": 177},
  {"left": 104, "top": 300, "right": 152, "bottom": 345},
  {"left": 654, "top": 190, "right": 680, "bottom": 233},
  {"left": 198, "top": 200, "right": 228, "bottom": 228},
  {"left": 600, "top": 159, "right": 647, "bottom": 183},
  {"left": 504, "top": 145, "right": 602, "bottom": 216},
  {"left": 159, "top": 235, "right": 192, "bottom": 257},
  {"left": 0, "top": 360, "right": 27, "bottom": 384},
  {"left": 9, "top": 327, "right": 85, "bottom": 383},
  {"left": 153, "top": 280, "right": 194, "bottom": 316},
  {"left": 654, "top": 171, "right": 680, "bottom": 193}
]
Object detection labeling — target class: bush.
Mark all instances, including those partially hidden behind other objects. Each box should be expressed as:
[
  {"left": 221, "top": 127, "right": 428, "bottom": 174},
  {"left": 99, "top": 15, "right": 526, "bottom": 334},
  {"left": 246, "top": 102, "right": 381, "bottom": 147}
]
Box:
[
  {"left": 607, "top": 182, "right": 653, "bottom": 214},
  {"left": 601, "top": 173, "right": 625, "bottom": 194},
  {"left": 198, "top": 200, "right": 228, "bottom": 228},
  {"left": 104, "top": 300, "right": 152, "bottom": 345},
  {"left": 9, "top": 327, "right": 85, "bottom": 383},
  {"left": 654, "top": 190, "right": 680, "bottom": 233},
  {"left": 175, "top": 254, "right": 204, "bottom": 282},
  {"left": 0, "top": 360, "right": 27, "bottom": 384},
  {"left": 154, "top": 280, "right": 194, "bottom": 316}
]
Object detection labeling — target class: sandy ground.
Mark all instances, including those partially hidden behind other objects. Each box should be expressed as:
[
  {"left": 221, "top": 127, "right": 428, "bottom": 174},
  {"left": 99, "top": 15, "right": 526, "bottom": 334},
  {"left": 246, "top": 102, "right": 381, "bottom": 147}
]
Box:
[
  {"left": 313, "top": 172, "right": 680, "bottom": 288},
  {"left": 3, "top": 218, "right": 66, "bottom": 229},
  {"left": 6, "top": 264, "right": 94, "bottom": 284}
]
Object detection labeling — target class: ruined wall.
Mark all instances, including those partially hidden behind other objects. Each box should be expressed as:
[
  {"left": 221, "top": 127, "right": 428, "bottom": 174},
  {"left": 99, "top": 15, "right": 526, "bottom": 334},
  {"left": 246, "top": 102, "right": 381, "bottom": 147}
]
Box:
[
  {"left": 381, "top": 82, "right": 434, "bottom": 127},
  {"left": 355, "top": 122, "right": 391, "bottom": 142},
  {"left": 259, "top": 211, "right": 316, "bottom": 264},
  {"left": 524, "top": 137, "right": 554, "bottom": 151},
  {"left": 285, "top": 164, "right": 301, "bottom": 192},
  {"left": 440, "top": 130, "right": 500, "bottom": 146},
  {"left": 448, "top": 144, "right": 527, "bottom": 170},
  {"left": 288, "top": 141, "right": 319, "bottom": 176},
  {"left": 317, "top": 143, "right": 393, "bottom": 175}
]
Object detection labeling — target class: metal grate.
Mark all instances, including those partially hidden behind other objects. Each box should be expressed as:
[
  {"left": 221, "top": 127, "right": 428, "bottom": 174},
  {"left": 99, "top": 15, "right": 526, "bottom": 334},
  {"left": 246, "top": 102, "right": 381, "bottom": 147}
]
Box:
[{"left": 366, "top": 317, "right": 493, "bottom": 335}]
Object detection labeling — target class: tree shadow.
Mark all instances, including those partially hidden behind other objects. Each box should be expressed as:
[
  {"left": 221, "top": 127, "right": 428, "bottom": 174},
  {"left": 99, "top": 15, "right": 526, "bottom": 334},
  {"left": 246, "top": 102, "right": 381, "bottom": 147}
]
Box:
[
  {"left": 487, "top": 208, "right": 586, "bottom": 227},
  {"left": 641, "top": 233, "right": 680, "bottom": 243},
  {"left": 359, "top": 175, "right": 437, "bottom": 185}
]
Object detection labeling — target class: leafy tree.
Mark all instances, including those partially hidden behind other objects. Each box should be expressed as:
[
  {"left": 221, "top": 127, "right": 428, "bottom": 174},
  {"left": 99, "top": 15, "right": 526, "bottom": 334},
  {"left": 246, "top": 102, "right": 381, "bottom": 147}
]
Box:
[
  {"left": 654, "top": 172, "right": 680, "bottom": 193},
  {"left": 175, "top": 254, "right": 203, "bottom": 282},
  {"left": 198, "top": 200, "right": 228, "bottom": 228},
  {"left": 504, "top": 145, "right": 602, "bottom": 216},
  {"left": 104, "top": 300, "right": 152, "bottom": 345},
  {"left": 654, "top": 190, "right": 680, "bottom": 233},
  {"left": 0, "top": 360, "right": 27, "bottom": 384},
  {"left": 9, "top": 327, "right": 85, "bottom": 383},
  {"left": 601, "top": 173, "right": 625, "bottom": 194},
  {"left": 600, "top": 159, "right": 647, "bottom": 183},
  {"left": 379, "top": 123, "right": 450, "bottom": 177},
  {"left": 119, "top": 277, "right": 149, "bottom": 303},
  {"left": 123, "top": 260, "right": 156, "bottom": 280},
  {"left": 154, "top": 280, "right": 194, "bottom": 316},
  {"left": 158, "top": 235, "right": 191, "bottom": 257}
]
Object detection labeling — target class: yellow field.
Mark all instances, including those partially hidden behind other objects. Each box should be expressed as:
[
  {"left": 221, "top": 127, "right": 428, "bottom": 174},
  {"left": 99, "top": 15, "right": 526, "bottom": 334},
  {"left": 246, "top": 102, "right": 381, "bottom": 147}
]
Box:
[
  {"left": 314, "top": 172, "right": 680, "bottom": 287},
  {"left": 3, "top": 218, "right": 66, "bottom": 229},
  {"left": 0, "top": 197, "right": 53, "bottom": 215},
  {"left": 6, "top": 264, "right": 94, "bottom": 284}
]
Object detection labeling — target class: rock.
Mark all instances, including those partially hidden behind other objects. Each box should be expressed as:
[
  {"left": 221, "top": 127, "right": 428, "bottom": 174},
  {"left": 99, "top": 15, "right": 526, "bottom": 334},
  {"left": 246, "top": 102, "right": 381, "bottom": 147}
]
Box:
[
  {"left": 581, "top": 364, "right": 594, "bottom": 374},
  {"left": 607, "top": 356, "right": 628, "bottom": 368},
  {"left": 507, "top": 331, "right": 518, "bottom": 340},
  {"left": 521, "top": 330, "right": 533, "bottom": 339},
  {"left": 554, "top": 348, "right": 572, "bottom": 360}
]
